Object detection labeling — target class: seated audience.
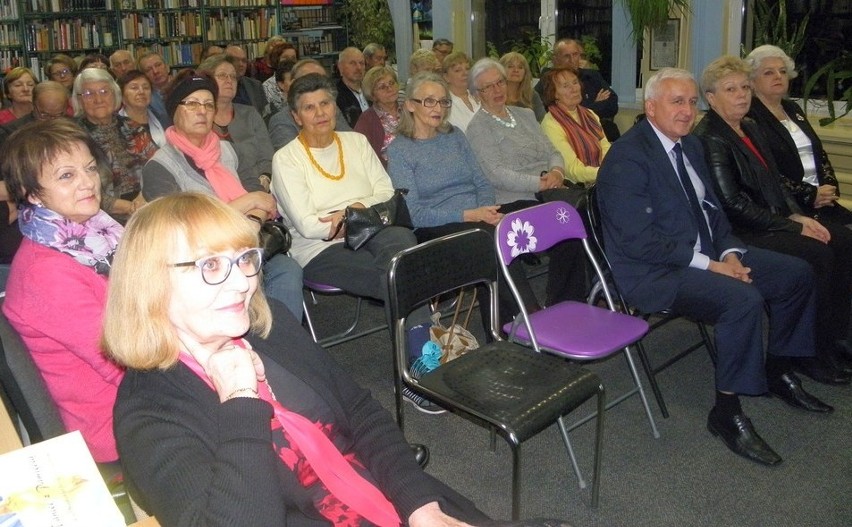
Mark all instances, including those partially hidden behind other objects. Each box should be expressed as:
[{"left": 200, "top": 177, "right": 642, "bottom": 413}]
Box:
[
  {"left": 0, "top": 81, "right": 69, "bottom": 146},
  {"left": 597, "top": 67, "right": 832, "bottom": 466},
  {"left": 225, "top": 44, "right": 268, "bottom": 117},
  {"left": 251, "top": 35, "right": 286, "bottom": 81},
  {"left": 746, "top": 45, "right": 852, "bottom": 226},
  {"left": 432, "top": 38, "right": 453, "bottom": 64},
  {"left": 540, "top": 66, "right": 611, "bottom": 186},
  {"left": 141, "top": 72, "right": 303, "bottom": 318},
  {"left": 0, "top": 67, "right": 36, "bottom": 125},
  {"left": 109, "top": 49, "right": 135, "bottom": 80},
  {"left": 118, "top": 69, "right": 166, "bottom": 149},
  {"left": 198, "top": 55, "right": 274, "bottom": 191},
  {"left": 137, "top": 51, "right": 172, "bottom": 126},
  {"left": 103, "top": 192, "right": 493, "bottom": 527},
  {"left": 409, "top": 48, "right": 441, "bottom": 77},
  {"left": 693, "top": 55, "right": 852, "bottom": 385},
  {"left": 80, "top": 53, "right": 111, "bottom": 74},
  {"left": 2, "top": 119, "right": 124, "bottom": 462},
  {"left": 500, "top": 52, "right": 545, "bottom": 121},
  {"left": 363, "top": 42, "right": 387, "bottom": 69},
  {"left": 45, "top": 53, "right": 77, "bottom": 93},
  {"left": 263, "top": 58, "right": 296, "bottom": 117},
  {"left": 442, "top": 51, "right": 480, "bottom": 132},
  {"left": 354, "top": 65, "right": 401, "bottom": 168},
  {"left": 200, "top": 45, "right": 224, "bottom": 61},
  {"left": 335, "top": 47, "right": 369, "bottom": 128}
]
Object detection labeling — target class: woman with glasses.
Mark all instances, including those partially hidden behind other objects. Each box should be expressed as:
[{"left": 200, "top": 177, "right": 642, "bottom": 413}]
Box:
[
  {"left": 500, "top": 52, "right": 546, "bottom": 122},
  {"left": 103, "top": 192, "right": 490, "bottom": 527},
  {"left": 441, "top": 51, "right": 479, "bottom": 132},
  {"left": 2, "top": 119, "right": 125, "bottom": 463},
  {"left": 44, "top": 54, "right": 77, "bottom": 93},
  {"left": 74, "top": 68, "right": 149, "bottom": 221},
  {"left": 141, "top": 71, "right": 304, "bottom": 319},
  {"left": 354, "top": 65, "right": 401, "bottom": 168},
  {"left": 118, "top": 69, "right": 166, "bottom": 149},
  {"left": 197, "top": 54, "right": 275, "bottom": 192},
  {"left": 0, "top": 67, "right": 37, "bottom": 125}
]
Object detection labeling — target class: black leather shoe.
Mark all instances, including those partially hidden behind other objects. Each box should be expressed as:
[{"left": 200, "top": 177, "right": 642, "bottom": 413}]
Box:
[
  {"left": 768, "top": 373, "right": 834, "bottom": 413},
  {"left": 825, "top": 345, "right": 852, "bottom": 374},
  {"left": 410, "top": 443, "right": 429, "bottom": 469},
  {"left": 706, "top": 408, "right": 782, "bottom": 466},
  {"left": 792, "top": 357, "right": 851, "bottom": 385}
]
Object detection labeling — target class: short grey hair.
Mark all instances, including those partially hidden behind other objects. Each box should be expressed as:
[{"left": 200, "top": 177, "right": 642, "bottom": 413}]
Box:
[
  {"left": 644, "top": 67, "right": 697, "bottom": 101},
  {"left": 397, "top": 72, "right": 453, "bottom": 139},
  {"left": 72, "top": 67, "right": 122, "bottom": 116},
  {"left": 196, "top": 53, "right": 237, "bottom": 76},
  {"left": 745, "top": 45, "right": 798, "bottom": 80},
  {"left": 363, "top": 43, "right": 385, "bottom": 60},
  {"left": 468, "top": 57, "right": 506, "bottom": 94}
]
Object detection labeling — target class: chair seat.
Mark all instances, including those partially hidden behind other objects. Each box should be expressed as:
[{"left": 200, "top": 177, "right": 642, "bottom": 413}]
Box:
[
  {"left": 504, "top": 301, "right": 650, "bottom": 359},
  {"left": 416, "top": 341, "right": 602, "bottom": 443}
]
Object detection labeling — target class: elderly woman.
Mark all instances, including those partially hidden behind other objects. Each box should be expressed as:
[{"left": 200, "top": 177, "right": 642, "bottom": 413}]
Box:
[
  {"left": 197, "top": 54, "right": 275, "bottom": 191},
  {"left": 45, "top": 53, "right": 77, "bottom": 93},
  {"left": 745, "top": 45, "right": 852, "bottom": 226},
  {"left": 693, "top": 55, "right": 852, "bottom": 385},
  {"left": 1, "top": 119, "right": 124, "bottom": 462},
  {"left": 500, "top": 52, "right": 545, "bottom": 121},
  {"left": 73, "top": 67, "right": 149, "bottom": 219},
  {"left": 263, "top": 58, "right": 296, "bottom": 116},
  {"left": 272, "top": 73, "right": 417, "bottom": 311},
  {"left": 441, "top": 51, "right": 480, "bottom": 132},
  {"left": 540, "top": 66, "right": 611, "bottom": 186},
  {"left": 0, "top": 67, "right": 36, "bottom": 124},
  {"left": 118, "top": 69, "right": 166, "bottom": 149},
  {"left": 141, "top": 71, "right": 303, "bottom": 318},
  {"left": 354, "top": 65, "right": 401, "bottom": 168},
  {"left": 103, "top": 192, "right": 490, "bottom": 527}
]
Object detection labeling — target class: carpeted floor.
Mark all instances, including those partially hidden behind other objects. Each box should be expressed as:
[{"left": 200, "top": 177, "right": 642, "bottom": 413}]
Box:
[{"left": 303, "top": 273, "right": 851, "bottom": 527}]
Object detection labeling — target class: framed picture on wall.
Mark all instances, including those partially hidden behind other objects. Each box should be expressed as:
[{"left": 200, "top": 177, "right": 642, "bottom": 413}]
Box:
[{"left": 650, "top": 18, "right": 680, "bottom": 70}]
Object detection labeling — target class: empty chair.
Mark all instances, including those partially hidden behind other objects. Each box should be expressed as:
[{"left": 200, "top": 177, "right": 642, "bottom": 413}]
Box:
[
  {"left": 495, "top": 201, "right": 659, "bottom": 438},
  {"left": 302, "top": 279, "right": 388, "bottom": 347},
  {"left": 388, "top": 228, "right": 605, "bottom": 517}
]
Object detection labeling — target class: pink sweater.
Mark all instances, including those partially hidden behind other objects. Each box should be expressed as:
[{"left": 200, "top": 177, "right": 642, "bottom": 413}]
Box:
[{"left": 3, "top": 239, "right": 123, "bottom": 462}]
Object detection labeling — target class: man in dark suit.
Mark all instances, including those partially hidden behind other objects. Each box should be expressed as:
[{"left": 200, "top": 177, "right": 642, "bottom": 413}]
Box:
[
  {"left": 226, "top": 44, "right": 268, "bottom": 117},
  {"left": 335, "top": 47, "right": 368, "bottom": 128},
  {"left": 596, "top": 68, "right": 831, "bottom": 466}
]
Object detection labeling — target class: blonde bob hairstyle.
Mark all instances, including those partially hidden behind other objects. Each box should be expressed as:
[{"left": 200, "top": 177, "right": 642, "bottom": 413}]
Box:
[
  {"left": 362, "top": 65, "right": 397, "bottom": 102},
  {"left": 103, "top": 192, "right": 272, "bottom": 370},
  {"left": 699, "top": 55, "right": 752, "bottom": 96}
]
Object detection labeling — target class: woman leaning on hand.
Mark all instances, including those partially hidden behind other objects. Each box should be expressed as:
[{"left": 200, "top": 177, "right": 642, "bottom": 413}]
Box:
[
  {"left": 693, "top": 55, "right": 852, "bottom": 386},
  {"left": 745, "top": 45, "right": 852, "bottom": 226},
  {"left": 140, "top": 71, "right": 303, "bottom": 318},
  {"left": 103, "top": 192, "right": 491, "bottom": 527}
]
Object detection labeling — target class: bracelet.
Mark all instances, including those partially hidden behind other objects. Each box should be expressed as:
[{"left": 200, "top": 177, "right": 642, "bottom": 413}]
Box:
[
  {"left": 246, "top": 214, "right": 264, "bottom": 225},
  {"left": 225, "top": 387, "right": 259, "bottom": 401},
  {"left": 540, "top": 171, "right": 548, "bottom": 178}
]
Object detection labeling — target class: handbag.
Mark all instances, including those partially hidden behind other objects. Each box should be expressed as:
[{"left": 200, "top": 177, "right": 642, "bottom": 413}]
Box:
[
  {"left": 343, "top": 189, "right": 413, "bottom": 250},
  {"left": 410, "top": 289, "right": 480, "bottom": 378},
  {"left": 257, "top": 219, "right": 292, "bottom": 263}
]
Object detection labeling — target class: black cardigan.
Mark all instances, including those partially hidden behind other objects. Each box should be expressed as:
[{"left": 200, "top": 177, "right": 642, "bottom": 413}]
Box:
[{"left": 693, "top": 109, "right": 803, "bottom": 236}]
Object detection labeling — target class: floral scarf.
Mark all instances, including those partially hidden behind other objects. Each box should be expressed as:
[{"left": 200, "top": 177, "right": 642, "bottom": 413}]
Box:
[
  {"left": 18, "top": 204, "right": 123, "bottom": 276},
  {"left": 375, "top": 105, "right": 400, "bottom": 163}
]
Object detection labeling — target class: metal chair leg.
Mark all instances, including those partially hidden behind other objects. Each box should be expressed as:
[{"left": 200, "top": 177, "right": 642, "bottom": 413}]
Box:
[
  {"left": 623, "top": 346, "right": 660, "bottom": 438},
  {"left": 591, "top": 383, "right": 605, "bottom": 508},
  {"left": 635, "top": 339, "right": 669, "bottom": 418},
  {"left": 556, "top": 416, "right": 587, "bottom": 489},
  {"left": 511, "top": 445, "right": 521, "bottom": 521}
]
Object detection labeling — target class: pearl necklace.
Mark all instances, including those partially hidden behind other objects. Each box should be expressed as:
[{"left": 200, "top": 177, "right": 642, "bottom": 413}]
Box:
[
  {"left": 484, "top": 107, "right": 516, "bottom": 128},
  {"left": 298, "top": 132, "right": 345, "bottom": 181}
]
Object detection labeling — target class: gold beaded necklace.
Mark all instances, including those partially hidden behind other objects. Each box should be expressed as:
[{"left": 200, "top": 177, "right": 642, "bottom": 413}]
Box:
[{"left": 298, "top": 132, "right": 345, "bottom": 181}]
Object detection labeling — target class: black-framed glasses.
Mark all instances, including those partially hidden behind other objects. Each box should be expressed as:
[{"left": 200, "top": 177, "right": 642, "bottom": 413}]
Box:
[
  {"left": 178, "top": 100, "right": 216, "bottom": 112},
  {"left": 410, "top": 97, "right": 452, "bottom": 108},
  {"left": 172, "top": 248, "right": 263, "bottom": 285}
]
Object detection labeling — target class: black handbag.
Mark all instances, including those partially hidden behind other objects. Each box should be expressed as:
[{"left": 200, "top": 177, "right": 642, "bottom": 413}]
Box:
[
  {"left": 258, "top": 219, "right": 292, "bottom": 263},
  {"left": 330, "top": 189, "right": 413, "bottom": 250}
]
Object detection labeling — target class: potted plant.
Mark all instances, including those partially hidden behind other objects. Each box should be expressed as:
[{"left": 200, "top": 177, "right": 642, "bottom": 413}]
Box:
[
  {"left": 802, "top": 51, "right": 852, "bottom": 125},
  {"left": 341, "top": 0, "right": 395, "bottom": 51},
  {"left": 618, "top": 0, "right": 690, "bottom": 43}
]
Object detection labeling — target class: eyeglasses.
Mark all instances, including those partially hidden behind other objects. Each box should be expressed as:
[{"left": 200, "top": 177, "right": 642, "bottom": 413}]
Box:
[
  {"left": 34, "top": 106, "right": 66, "bottom": 120},
  {"left": 178, "top": 100, "right": 216, "bottom": 112},
  {"left": 374, "top": 80, "right": 398, "bottom": 92},
  {"left": 215, "top": 73, "right": 238, "bottom": 82},
  {"left": 172, "top": 248, "right": 263, "bottom": 286},
  {"left": 477, "top": 78, "right": 507, "bottom": 94},
  {"left": 410, "top": 97, "right": 452, "bottom": 108},
  {"left": 79, "top": 88, "right": 112, "bottom": 100},
  {"left": 50, "top": 67, "right": 72, "bottom": 79}
]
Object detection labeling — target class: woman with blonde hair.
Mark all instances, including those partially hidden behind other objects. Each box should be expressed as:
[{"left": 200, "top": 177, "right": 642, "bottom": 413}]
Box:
[
  {"left": 499, "top": 52, "right": 545, "bottom": 121},
  {"left": 441, "top": 51, "right": 479, "bottom": 132},
  {"left": 354, "top": 65, "right": 401, "bottom": 167}
]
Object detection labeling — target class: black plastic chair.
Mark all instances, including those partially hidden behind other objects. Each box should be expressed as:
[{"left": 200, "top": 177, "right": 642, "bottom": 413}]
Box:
[
  {"left": 388, "top": 229, "right": 605, "bottom": 517},
  {"left": 585, "top": 186, "right": 717, "bottom": 418}
]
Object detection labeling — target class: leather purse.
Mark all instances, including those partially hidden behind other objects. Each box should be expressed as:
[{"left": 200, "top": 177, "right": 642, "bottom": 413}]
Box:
[
  {"left": 325, "top": 189, "right": 413, "bottom": 250},
  {"left": 257, "top": 219, "right": 292, "bottom": 263}
]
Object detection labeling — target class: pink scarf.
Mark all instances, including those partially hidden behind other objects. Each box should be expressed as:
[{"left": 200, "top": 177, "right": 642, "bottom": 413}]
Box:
[
  {"left": 179, "top": 342, "right": 401, "bottom": 527},
  {"left": 165, "top": 126, "right": 247, "bottom": 203},
  {"left": 548, "top": 103, "right": 605, "bottom": 167}
]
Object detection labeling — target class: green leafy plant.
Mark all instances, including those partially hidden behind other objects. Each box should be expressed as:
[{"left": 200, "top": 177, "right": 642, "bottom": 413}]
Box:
[
  {"left": 752, "top": 0, "right": 809, "bottom": 61},
  {"left": 580, "top": 35, "right": 601, "bottom": 70},
  {"left": 502, "top": 31, "right": 553, "bottom": 78},
  {"left": 340, "top": 0, "right": 395, "bottom": 52},
  {"left": 618, "top": 0, "right": 689, "bottom": 43},
  {"left": 802, "top": 51, "right": 852, "bottom": 125}
]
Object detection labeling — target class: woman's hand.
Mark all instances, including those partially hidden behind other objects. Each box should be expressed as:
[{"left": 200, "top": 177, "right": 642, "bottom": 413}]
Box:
[
  {"left": 320, "top": 209, "right": 346, "bottom": 239},
  {"left": 179, "top": 332, "right": 264, "bottom": 403},
  {"left": 790, "top": 214, "right": 831, "bottom": 243},
  {"left": 463, "top": 206, "right": 503, "bottom": 225},
  {"left": 538, "top": 170, "right": 564, "bottom": 191},
  {"left": 229, "top": 192, "right": 278, "bottom": 217},
  {"left": 131, "top": 194, "right": 147, "bottom": 214},
  {"left": 408, "top": 502, "right": 475, "bottom": 527},
  {"left": 814, "top": 184, "right": 839, "bottom": 208}
]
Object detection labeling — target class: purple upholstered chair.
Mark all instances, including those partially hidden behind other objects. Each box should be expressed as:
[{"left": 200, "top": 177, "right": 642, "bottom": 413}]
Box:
[{"left": 495, "top": 201, "right": 660, "bottom": 439}]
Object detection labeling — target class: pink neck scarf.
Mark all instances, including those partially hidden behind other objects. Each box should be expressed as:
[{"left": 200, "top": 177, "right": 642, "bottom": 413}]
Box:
[
  {"left": 165, "top": 126, "right": 247, "bottom": 203},
  {"left": 179, "top": 343, "right": 401, "bottom": 527}
]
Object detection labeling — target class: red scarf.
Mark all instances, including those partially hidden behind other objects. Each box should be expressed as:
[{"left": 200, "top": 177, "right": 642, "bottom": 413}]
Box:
[
  {"left": 165, "top": 126, "right": 247, "bottom": 203},
  {"left": 548, "top": 104, "right": 605, "bottom": 167},
  {"left": 179, "top": 343, "right": 401, "bottom": 527}
]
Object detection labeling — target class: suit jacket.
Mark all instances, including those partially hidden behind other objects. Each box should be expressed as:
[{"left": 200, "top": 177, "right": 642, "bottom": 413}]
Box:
[
  {"left": 596, "top": 118, "right": 742, "bottom": 313},
  {"left": 747, "top": 97, "right": 838, "bottom": 211},
  {"left": 236, "top": 76, "right": 268, "bottom": 117},
  {"left": 336, "top": 78, "right": 363, "bottom": 128},
  {"left": 693, "top": 109, "right": 802, "bottom": 236}
]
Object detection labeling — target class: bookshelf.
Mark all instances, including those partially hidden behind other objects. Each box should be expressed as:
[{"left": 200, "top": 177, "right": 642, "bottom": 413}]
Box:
[{"left": 0, "top": 0, "right": 348, "bottom": 76}]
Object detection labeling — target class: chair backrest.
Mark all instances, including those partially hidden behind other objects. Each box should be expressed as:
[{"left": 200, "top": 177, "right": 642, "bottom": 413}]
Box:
[
  {"left": 585, "top": 186, "right": 632, "bottom": 312},
  {"left": 494, "top": 201, "right": 587, "bottom": 268},
  {"left": 0, "top": 300, "right": 66, "bottom": 444},
  {"left": 387, "top": 229, "right": 500, "bottom": 383}
]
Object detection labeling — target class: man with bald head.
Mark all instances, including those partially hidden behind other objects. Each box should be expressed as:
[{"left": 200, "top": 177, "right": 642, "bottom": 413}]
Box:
[
  {"left": 0, "top": 81, "right": 70, "bottom": 145},
  {"left": 335, "top": 47, "right": 367, "bottom": 128},
  {"left": 109, "top": 50, "right": 135, "bottom": 80}
]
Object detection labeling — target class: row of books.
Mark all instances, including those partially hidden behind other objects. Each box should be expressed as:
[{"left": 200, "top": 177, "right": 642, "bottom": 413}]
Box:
[
  {"left": 0, "top": 49, "right": 21, "bottom": 71},
  {"left": 121, "top": 12, "right": 203, "bottom": 40},
  {"left": 0, "top": 22, "right": 21, "bottom": 46},
  {"left": 126, "top": 40, "right": 202, "bottom": 65},
  {"left": 25, "top": 0, "right": 113, "bottom": 12},
  {"left": 120, "top": 0, "right": 198, "bottom": 9},
  {"left": 206, "top": 10, "right": 277, "bottom": 43},
  {"left": 25, "top": 18, "right": 115, "bottom": 51},
  {"left": 281, "top": 5, "right": 335, "bottom": 30},
  {"left": 0, "top": 0, "right": 18, "bottom": 19}
]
